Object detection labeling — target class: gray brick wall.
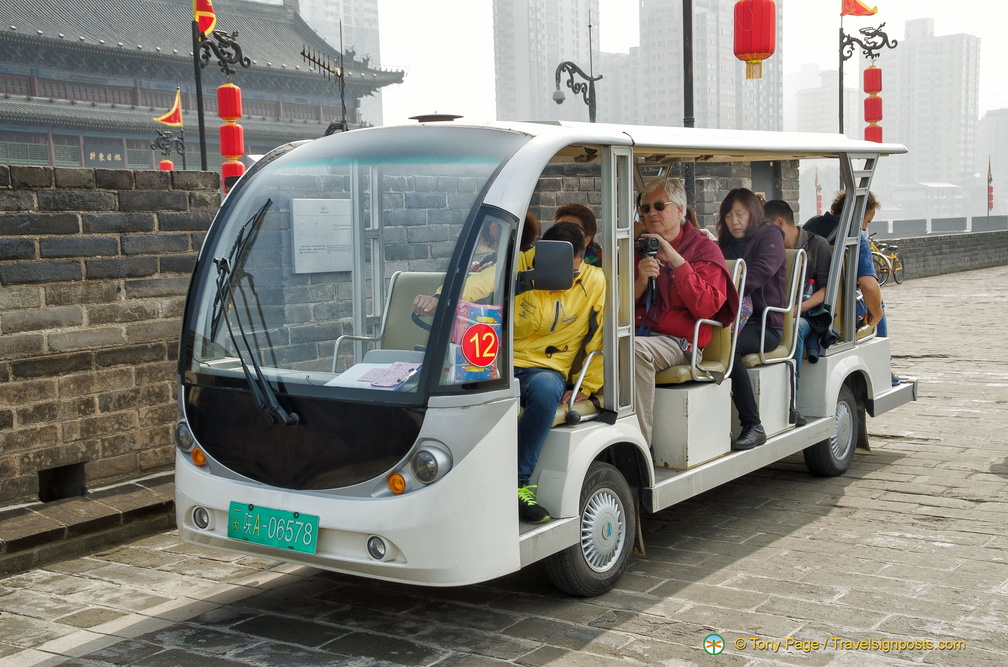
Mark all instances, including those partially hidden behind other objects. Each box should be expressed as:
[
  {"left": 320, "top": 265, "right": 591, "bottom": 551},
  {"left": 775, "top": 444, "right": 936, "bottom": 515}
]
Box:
[
  {"left": 885, "top": 230, "right": 1008, "bottom": 280},
  {"left": 0, "top": 165, "right": 219, "bottom": 504}
]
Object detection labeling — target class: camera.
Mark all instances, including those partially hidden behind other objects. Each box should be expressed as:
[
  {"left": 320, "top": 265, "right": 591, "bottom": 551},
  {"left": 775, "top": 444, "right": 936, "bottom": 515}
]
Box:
[{"left": 635, "top": 236, "right": 660, "bottom": 257}]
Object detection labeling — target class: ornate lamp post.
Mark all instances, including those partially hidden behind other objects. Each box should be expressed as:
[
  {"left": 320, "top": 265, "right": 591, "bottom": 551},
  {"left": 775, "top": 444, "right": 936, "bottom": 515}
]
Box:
[
  {"left": 151, "top": 129, "right": 186, "bottom": 170},
  {"left": 196, "top": 29, "right": 251, "bottom": 190},
  {"left": 192, "top": 18, "right": 250, "bottom": 171},
  {"left": 839, "top": 23, "right": 897, "bottom": 135},
  {"left": 552, "top": 17, "right": 601, "bottom": 123},
  {"left": 552, "top": 61, "right": 602, "bottom": 123}
]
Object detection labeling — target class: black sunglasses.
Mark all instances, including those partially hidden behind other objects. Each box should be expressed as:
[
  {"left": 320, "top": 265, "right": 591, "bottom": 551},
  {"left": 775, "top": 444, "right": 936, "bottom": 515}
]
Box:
[{"left": 638, "top": 201, "right": 675, "bottom": 214}]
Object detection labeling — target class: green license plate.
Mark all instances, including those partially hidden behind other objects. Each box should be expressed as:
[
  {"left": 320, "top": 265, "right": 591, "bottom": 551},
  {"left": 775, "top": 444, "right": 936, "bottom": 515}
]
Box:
[{"left": 227, "top": 502, "right": 319, "bottom": 555}]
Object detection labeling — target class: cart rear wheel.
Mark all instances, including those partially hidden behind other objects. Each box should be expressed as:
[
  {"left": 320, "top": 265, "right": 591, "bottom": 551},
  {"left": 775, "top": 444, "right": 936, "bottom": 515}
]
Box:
[{"left": 803, "top": 384, "right": 858, "bottom": 476}]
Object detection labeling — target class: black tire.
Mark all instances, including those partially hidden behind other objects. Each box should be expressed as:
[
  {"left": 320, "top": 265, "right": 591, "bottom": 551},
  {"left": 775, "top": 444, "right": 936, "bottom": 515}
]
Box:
[
  {"left": 891, "top": 252, "right": 904, "bottom": 284},
  {"left": 872, "top": 252, "right": 891, "bottom": 287},
  {"left": 545, "top": 462, "right": 636, "bottom": 597},
  {"left": 803, "top": 384, "right": 859, "bottom": 476}
]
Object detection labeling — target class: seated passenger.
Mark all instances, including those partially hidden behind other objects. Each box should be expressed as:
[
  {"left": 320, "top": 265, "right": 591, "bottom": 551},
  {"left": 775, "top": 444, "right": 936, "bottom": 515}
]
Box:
[
  {"left": 520, "top": 211, "right": 540, "bottom": 251},
  {"left": 717, "top": 188, "right": 787, "bottom": 451},
  {"left": 766, "top": 199, "right": 831, "bottom": 424},
  {"left": 805, "top": 191, "right": 892, "bottom": 383},
  {"left": 470, "top": 213, "right": 539, "bottom": 271},
  {"left": 555, "top": 203, "right": 602, "bottom": 266},
  {"left": 633, "top": 178, "right": 738, "bottom": 448},
  {"left": 414, "top": 221, "right": 605, "bottom": 524}
]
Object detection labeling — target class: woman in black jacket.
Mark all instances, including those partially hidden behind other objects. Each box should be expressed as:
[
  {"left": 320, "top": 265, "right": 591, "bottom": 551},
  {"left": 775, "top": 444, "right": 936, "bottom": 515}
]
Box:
[{"left": 717, "top": 188, "right": 787, "bottom": 451}]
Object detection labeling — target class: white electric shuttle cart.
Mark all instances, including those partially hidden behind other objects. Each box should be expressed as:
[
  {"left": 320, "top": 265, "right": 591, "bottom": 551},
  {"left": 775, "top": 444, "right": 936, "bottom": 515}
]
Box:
[{"left": 174, "top": 121, "right": 916, "bottom": 596}]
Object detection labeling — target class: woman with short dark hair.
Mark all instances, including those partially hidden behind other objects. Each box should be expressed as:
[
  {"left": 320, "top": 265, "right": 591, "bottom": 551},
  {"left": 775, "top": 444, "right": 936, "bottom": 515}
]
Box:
[{"left": 717, "top": 188, "right": 787, "bottom": 451}]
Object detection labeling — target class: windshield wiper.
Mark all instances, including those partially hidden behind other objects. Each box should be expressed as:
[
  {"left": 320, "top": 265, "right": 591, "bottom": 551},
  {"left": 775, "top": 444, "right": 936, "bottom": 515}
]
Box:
[
  {"left": 210, "top": 200, "right": 299, "bottom": 426},
  {"left": 211, "top": 199, "right": 271, "bottom": 341}
]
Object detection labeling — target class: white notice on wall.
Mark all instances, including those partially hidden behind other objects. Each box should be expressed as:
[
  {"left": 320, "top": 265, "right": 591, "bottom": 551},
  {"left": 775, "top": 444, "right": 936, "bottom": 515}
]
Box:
[{"left": 291, "top": 198, "right": 353, "bottom": 274}]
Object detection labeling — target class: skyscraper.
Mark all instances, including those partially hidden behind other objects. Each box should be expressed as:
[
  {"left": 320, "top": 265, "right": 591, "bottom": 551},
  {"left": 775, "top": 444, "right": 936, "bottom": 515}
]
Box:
[
  {"left": 639, "top": 0, "right": 784, "bottom": 131},
  {"left": 493, "top": 0, "right": 601, "bottom": 122},
  {"left": 878, "top": 18, "right": 979, "bottom": 216}
]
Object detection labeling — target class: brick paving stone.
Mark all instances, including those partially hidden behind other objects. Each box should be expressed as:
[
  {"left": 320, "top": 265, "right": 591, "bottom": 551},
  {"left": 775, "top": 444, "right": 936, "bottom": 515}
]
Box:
[
  {"left": 322, "top": 632, "right": 446, "bottom": 665},
  {"left": 144, "top": 623, "right": 260, "bottom": 655},
  {"left": 408, "top": 623, "right": 539, "bottom": 662},
  {"left": 56, "top": 607, "right": 130, "bottom": 629},
  {"left": 230, "top": 642, "right": 367, "bottom": 666},
  {"left": 2, "top": 266, "right": 1008, "bottom": 665},
  {"left": 408, "top": 601, "right": 529, "bottom": 633}
]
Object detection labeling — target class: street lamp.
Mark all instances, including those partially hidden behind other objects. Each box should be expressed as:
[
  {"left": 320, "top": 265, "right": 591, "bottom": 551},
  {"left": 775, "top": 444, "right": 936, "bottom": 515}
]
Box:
[
  {"left": 838, "top": 23, "right": 897, "bottom": 135},
  {"left": 151, "top": 128, "right": 186, "bottom": 170},
  {"left": 191, "top": 25, "right": 250, "bottom": 170},
  {"left": 553, "top": 61, "right": 602, "bottom": 123},
  {"left": 552, "top": 15, "right": 601, "bottom": 123}
]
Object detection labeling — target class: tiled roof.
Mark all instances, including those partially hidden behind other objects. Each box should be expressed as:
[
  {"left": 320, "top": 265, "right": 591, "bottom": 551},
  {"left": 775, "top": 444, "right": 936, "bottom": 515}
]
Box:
[
  {"left": 0, "top": 0, "right": 403, "bottom": 85},
  {"left": 0, "top": 96, "right": 328, "bottom": 142}
]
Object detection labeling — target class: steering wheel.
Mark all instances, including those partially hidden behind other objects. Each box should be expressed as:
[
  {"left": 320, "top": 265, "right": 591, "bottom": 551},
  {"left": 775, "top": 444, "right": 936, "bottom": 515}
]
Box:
[{"left": 411, "top": 311, "right": 433, "bottom": 331}]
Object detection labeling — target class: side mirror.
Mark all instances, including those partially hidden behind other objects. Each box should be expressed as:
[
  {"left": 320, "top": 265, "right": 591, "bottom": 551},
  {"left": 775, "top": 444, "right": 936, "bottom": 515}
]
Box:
[{"left": 516, "top": 240, "right": 575, "bottom": 295}]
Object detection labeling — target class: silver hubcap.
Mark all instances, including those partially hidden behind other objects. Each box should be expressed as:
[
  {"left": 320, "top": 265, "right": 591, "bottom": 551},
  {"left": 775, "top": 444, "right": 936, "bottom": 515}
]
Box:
[
  {"left": 831, "top": 400, "right": 854, "bottom": 460},
  {"left": 580, "top": 488, "right": 626, "bottom": 573}
]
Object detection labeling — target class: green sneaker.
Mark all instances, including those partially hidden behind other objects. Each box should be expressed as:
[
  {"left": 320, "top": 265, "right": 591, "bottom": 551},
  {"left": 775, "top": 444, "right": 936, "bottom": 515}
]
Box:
[{"left": 518, "top": 485, "right": 550, "bottom": 524}]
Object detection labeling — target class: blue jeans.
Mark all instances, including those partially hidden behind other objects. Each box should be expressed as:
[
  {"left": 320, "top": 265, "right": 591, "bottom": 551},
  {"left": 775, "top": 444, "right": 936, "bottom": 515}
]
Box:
[
  {"left": 794, "top": 317, "right": 811, "bottom": 389},
  {"left": 515, "top": 367, "right": 565, "bottom": 485}
]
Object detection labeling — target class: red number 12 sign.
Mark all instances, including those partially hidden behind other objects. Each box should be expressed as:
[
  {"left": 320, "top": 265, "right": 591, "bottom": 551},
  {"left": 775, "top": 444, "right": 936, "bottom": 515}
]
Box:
[{"left": 461, "top": 323, "right": 499, "bottom": 367}]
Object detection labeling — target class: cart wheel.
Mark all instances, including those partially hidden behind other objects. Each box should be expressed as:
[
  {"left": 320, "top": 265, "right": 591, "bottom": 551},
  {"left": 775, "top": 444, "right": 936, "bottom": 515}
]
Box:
[
  {"left": 546, "top": 462, "right": 636, "bottom": 596},
  {"left": 803, "top": 384, "right": 858, "bottom": 476}
]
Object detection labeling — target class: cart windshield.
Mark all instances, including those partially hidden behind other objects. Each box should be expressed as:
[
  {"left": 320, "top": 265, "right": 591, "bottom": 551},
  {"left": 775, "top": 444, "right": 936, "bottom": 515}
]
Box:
[{"left": 180, "top": 126, "right": 529, "bottom": 406}]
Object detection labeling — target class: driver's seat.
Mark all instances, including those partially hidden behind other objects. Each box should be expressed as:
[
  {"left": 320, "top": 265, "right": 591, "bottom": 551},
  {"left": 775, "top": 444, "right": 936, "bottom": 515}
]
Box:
[{"left": 332, "top": 271, "right": 443, "bottom": 372}]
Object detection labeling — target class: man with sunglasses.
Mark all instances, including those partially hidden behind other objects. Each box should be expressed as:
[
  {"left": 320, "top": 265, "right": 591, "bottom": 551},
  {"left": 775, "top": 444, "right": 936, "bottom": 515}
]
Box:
[{"left": 633, "top": 178, "right": 739, "bottom": 447}]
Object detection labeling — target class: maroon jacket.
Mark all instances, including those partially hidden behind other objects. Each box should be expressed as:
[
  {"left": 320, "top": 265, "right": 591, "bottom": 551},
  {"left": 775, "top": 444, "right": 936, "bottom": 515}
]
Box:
[
  {"left": 634, "top": 223, "right": 739, "bottom": 348},
  {"left": 721, "top": 222, "right": 787, "bottom": 330}
]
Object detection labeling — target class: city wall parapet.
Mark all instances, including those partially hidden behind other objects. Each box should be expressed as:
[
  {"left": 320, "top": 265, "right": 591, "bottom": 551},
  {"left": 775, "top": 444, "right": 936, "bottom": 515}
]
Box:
[
  {"left": 0, "top": 164, "right": 1005, "bottom": 505},
  {"left": 0, "top": 165, "right": 218, "bottom": 504}
]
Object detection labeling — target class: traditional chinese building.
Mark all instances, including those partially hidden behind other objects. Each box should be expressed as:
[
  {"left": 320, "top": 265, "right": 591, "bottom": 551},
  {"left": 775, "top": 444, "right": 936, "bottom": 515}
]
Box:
[{"left": 0, "top": 0, "right": 404, "bottom": 169}]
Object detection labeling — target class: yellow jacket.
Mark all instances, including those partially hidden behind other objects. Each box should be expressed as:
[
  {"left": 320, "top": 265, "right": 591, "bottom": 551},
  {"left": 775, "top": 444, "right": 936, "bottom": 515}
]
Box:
[{"left": 461, "top": 248, "right": 606, "bottom": 395}]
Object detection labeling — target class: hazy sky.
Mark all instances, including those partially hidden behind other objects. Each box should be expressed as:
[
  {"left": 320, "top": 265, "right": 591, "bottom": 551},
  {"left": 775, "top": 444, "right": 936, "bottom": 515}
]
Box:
[{"left": 376, "top": 0, "right": 1008, "bottom": 126}]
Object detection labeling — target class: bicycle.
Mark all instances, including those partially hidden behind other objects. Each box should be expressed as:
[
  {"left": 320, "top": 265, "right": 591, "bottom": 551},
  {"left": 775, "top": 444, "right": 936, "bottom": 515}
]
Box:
[{"left": 869, "top": 233, "right": 904, "bottom": 285}]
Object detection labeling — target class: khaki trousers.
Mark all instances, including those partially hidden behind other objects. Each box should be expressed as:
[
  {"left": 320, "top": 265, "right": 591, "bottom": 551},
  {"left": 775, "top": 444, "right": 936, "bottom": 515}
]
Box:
[{"left": 635, "top": 336, "right": 689, "bottom": 445}]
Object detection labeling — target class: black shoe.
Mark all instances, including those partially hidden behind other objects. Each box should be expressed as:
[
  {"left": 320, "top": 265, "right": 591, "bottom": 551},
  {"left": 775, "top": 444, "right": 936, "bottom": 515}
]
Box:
[
  {"left": 518, "top": 485, "right": 550, "bottom": 524},
  {"left": 731, "top": 424, "right": 766, "bottom": 451},
  {"left": 794, "top": 411, "right": 807, "bottom": 427}
]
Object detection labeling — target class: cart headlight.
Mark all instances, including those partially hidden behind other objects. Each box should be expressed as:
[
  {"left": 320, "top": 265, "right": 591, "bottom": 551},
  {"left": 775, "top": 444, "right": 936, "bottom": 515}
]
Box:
[
  {"left": 410, "top": 444, "right": 452, "bottom": 484},
  {"left": 367, "top": 536, "right": 387, "bottom": 560},
  {"left": 174, "top": 420, "right": 195, "bottom": 452},
  {"left": 192, "top": 506, "right": 211, "bottom": 529}
]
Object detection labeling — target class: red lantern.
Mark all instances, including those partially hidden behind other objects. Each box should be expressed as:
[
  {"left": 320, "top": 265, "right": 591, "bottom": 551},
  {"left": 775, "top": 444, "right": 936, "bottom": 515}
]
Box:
[
  {"left": 219, "top": 123, "right": 245, "bottom": 160},
  {"left": 221, "top": 159, "right": 246, "bottom": 193},
  {"left": 734, "top": 0, "right": 776, "bottom": 79},
  {"left": 864, "top": 66, "right": 882, "bottom": 95},
  {"left": 864, "top": 96, "right": 883, "bottom": 124},
  {"left": 217, "top": 83, "right": 243, "bottom": 122},
  {"left": 158, "top": 159, "right": 173, "bottom": 171},
  {"left": 863, "top": 64, "right": 883, "bottom": 143}
]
